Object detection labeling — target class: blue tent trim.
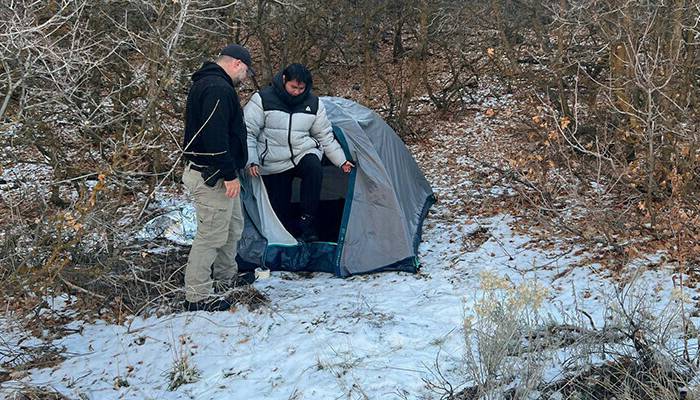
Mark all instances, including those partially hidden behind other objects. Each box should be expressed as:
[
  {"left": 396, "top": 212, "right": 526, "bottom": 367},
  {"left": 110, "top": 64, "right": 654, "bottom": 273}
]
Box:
[
  {"left": 332, "top": 126, "right": 356, "bottom": 277},
  {"left": 414, "top": 194, "right": 437, "bottom": 254},
  {"left": 263, "top": 242, "right": 337, "bottom": 273}
]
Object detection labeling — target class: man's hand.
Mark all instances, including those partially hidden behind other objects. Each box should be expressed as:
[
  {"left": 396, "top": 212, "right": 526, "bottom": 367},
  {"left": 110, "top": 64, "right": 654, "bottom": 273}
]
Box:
[
  {"left": 247, "top": 164, "right": 260, "bottom": 177},
  {"left": 341, "top": 161, "right": 355, "bottom": 174},
  {"left": 224, "top": 179, "right": 241, "bottom": 198}
]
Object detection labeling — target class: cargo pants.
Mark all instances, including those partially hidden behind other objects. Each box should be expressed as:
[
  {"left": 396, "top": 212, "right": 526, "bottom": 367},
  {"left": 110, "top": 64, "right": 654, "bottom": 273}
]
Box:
[{"left": 182, "top": 163, "right": 244, "bottom": 303}]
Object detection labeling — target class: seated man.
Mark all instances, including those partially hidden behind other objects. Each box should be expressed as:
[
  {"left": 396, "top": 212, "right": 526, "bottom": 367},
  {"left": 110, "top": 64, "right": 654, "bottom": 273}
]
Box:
[{"left": 245, "top": 64, "right": 353, "bottom": 241}]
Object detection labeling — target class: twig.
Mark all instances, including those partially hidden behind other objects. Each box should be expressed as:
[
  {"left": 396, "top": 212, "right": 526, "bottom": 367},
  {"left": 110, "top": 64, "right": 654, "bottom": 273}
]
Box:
[
  {"left": 136, "top": 99, "right": 220, "bottom": 221},
  {"left": 59, "top": 275, "right": 106, "bottom": 300}
]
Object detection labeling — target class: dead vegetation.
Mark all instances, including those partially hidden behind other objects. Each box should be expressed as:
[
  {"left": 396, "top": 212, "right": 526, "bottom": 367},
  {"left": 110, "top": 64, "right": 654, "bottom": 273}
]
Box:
[
  {"left": 0, "top": 383, "right": 71, "bottom": 400},
  {"left": 423, "top": 273, "right": 700, "bottom": 400},
  {"left": 1, "top": 0, "right": 700, "bottom": 396}
]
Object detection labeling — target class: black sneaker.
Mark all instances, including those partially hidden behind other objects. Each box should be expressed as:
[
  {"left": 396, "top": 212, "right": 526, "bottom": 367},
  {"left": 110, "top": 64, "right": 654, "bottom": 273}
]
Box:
[
  {"left": 299, "top": 230, "right": 319, "bottom": 242},
  {"left": 183, "top": 298, "right": 233, "bottom": 312},
  {"left": 214, "top": 271, "right": 257, "bottom": 293},
  {"left": 298, "top": 214, "right": 319, "bottom": 242},
  {"left": 234, "top": 271, "right": 256, "bottom": 286}
]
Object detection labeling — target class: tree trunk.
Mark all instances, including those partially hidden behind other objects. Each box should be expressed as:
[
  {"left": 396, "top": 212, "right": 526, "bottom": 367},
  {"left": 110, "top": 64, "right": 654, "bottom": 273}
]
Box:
[
  {"left": 397, "top": 0, "right": 429, "bottom": 131},
  {"left": 0, "top": 62, "right": 18, "bottom": 120},
  {"left": 490, "top": 0, "right": 520, "bottom": 76},
  {"left": 392, "top": 18, "right": 404, "bottom": 63}
]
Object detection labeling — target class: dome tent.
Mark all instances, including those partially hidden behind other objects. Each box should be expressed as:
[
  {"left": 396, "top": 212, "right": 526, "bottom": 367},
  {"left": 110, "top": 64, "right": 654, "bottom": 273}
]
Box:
[{"left": 236, "top": 97, "right": 435, "bottom": 277}]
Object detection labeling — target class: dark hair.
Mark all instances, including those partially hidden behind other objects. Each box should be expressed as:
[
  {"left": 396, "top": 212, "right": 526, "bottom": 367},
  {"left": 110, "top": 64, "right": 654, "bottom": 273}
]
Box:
[{"left": 282, "top": 63, "right": 313, "bottom": 87}]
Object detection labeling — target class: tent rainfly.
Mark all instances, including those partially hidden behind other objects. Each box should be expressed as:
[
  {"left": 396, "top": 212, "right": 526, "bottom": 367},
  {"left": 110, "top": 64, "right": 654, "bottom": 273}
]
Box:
[{"left": 236, "top": 97, "right": 435, "bottom": 277}]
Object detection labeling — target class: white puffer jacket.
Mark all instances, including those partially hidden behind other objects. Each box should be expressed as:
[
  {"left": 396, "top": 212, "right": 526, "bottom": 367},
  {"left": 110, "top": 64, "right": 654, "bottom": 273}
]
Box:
[{"left": 244, "top": 75, "right": 347, "bottom": 175}]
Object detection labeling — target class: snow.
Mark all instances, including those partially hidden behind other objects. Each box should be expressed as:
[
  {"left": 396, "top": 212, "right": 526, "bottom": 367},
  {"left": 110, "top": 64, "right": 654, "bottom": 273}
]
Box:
[
  {"left": 138, "top": 204, "right": 196, "bottom": 246},
  {"left": 0, "top": 162, "right": 53, "bottom": 199},
  {"left": 0, "top": 123, "right": 21, "bottom": 138},
  {"left": 1, "top": 82, "right": 695, "bottom": 399},
  {"left": 37, "top": 294, "right": 78, "bottom": 318},
  {"left": 2, "top": 204, "right": 691, "bottom": 399}
]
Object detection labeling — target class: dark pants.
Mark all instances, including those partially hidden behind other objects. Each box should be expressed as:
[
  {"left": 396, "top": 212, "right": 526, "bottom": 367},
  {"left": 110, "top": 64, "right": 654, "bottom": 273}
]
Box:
[{"left": 263, "top": 154, "right": 322, "bottom": 231}]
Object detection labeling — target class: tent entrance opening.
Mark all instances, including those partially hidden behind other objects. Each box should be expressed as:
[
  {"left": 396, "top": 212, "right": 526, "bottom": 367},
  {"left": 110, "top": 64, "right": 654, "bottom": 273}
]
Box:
[{"left": 288, "top": 157, "right": 349, "bottom": 242}]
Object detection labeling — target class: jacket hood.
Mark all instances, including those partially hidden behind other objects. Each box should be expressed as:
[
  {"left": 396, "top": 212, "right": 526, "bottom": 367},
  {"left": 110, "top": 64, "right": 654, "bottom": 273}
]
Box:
[
  {"left": 191, "top": 62, "right": 233, "bottom": 87},
  {"left": 271, "top": 71, "right": 312, "bottom": 106}
]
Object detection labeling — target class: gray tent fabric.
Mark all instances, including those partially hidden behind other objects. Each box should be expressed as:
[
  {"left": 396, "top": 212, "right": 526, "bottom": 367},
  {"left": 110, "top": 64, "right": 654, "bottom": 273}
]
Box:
[{"left": 236, "top": 97, "right": 435, "bottom": 276}]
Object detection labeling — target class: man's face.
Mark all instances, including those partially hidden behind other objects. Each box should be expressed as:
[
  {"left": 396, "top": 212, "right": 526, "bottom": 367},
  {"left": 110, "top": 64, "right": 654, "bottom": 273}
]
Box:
[
  {"left": 234, "top": 60, "right": 249, "bottom": 83},
  {"left": 284, "top": 79, "right": 306, "bottom": 97},
  {"left": 224, "top": 59, "right": 248, "bottom": 84}
]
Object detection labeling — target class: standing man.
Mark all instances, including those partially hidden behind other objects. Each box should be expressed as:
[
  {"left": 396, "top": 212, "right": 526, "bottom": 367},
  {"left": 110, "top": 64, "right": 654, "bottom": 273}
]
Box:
[
  {"left": 181, "top": 44, "right": 254, "bottom": 312},
  {"left": 245, "top": 64, "right": 353, "bottom": 242}
]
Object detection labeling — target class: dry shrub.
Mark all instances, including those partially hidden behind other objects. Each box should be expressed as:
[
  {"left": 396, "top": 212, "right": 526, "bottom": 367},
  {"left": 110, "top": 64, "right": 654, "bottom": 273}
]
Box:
[
  {"left": 1, "top": 383, "right": 71, "bottom": 400},
  {"left": 477, "top": 0, "right": 700, "bottom": 265},
  {"left": 444, "top": 272, "right": 698, "bottom": 400},
  {"left": 0, "top": 0, "right": 227, "bottom": 319}
]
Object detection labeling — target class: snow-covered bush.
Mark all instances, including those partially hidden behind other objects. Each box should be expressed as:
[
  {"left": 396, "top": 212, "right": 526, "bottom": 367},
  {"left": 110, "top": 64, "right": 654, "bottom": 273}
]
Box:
[
  {"left": 166, "top": 354, "right": 200, "bottom": 391},
  {"left": 461, "top": 271, "right": 550, "bottom": 399},
  {"left": 455, "top": 272, "right": 697, "bottom": 399}
]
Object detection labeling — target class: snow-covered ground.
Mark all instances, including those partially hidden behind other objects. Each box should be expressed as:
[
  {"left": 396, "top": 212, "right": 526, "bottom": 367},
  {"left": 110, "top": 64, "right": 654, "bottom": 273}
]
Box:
[
  {"left": 0, "top": 203, "right": 687, "bottom": 399},
  {"left": 1, "top": 87, "right": 694, "bottom": 399}
]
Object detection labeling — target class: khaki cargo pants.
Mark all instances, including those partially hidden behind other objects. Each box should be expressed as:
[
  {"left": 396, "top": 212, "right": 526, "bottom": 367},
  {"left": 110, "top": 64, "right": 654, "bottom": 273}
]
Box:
[{"left": 182, "top": 164, "right": 244, "bottom": 303}]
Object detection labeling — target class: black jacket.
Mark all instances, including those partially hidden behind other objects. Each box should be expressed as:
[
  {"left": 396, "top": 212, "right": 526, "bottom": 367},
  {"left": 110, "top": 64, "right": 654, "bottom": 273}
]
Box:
[{"left": 183, "top": 62, "right": 248, "bottom": 180}]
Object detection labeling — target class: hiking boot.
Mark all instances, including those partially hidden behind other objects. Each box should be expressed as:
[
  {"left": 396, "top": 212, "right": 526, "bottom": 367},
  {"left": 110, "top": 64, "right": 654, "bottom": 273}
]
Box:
[
  {"left": 183, "top": 298, "right": 233, "bottom": 312},
  {"left": 297, "top": 214, "right": 319, "bottom": 242},
  {"left": 214, "top": 271, "right": 256, "bottom": 293}
]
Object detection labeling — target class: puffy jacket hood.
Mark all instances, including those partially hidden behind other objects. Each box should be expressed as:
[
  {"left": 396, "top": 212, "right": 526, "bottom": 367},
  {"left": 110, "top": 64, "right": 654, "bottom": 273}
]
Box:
[
  {"left": 191, "top": 62, "right": 234, "bottom": 87},
  {"left": 272, "top": 71, "right": 312, "bottom": 106}
]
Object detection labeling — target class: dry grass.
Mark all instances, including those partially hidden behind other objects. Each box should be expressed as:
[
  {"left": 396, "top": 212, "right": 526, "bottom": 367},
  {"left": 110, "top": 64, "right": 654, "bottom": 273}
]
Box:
[{"left": 440, "top": 273, "right": 699, "bottom": 400}]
